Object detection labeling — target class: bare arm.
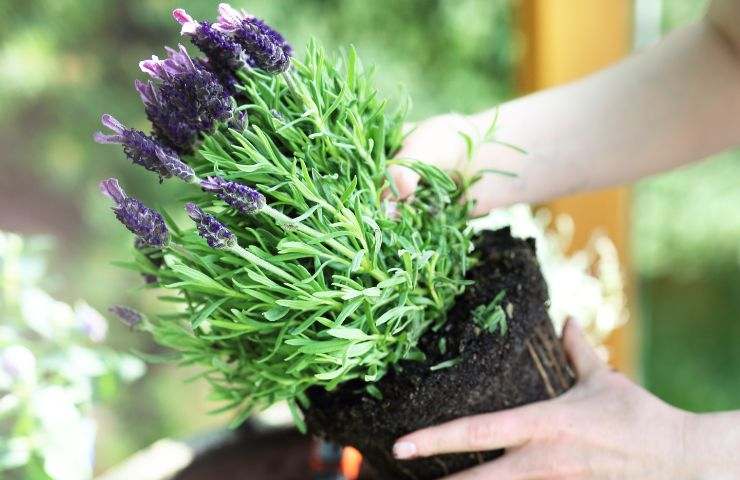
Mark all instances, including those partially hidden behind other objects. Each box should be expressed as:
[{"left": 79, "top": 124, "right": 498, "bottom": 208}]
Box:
[{"left": 393, "top": 1, "right": 740, "bottom": 215}]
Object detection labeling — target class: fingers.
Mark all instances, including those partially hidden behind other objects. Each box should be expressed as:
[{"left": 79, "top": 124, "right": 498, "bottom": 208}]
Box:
[
  {"left": 388, "top": 114, "right": 470, "bottom": 200},
  {"left": 387, "top": 163, "right": 420, "bottom": 200},
  {"left": 563, "top": 318, "right": 605, "bottom": 379},
  {"left": 440, "top": 449, "right": 540, "bottom": 480},
  {"left": 393, "top": 402, "right": 553, "bottom": 459}
]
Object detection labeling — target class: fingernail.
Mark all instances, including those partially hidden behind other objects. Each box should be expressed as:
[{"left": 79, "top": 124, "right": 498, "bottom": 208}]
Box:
[
  {"left": 566, "top": 316, "right": 582, "bottom": 331},
  {"left": 393, "top": 441, "right": 417, "bottom": 459}
]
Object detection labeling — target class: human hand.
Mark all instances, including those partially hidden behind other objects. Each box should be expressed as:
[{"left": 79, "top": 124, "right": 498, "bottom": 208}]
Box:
[
  {"left": 392, "top": 320, "right": 695, "bottom": 479},
  {"left": 388, "top": 112, "right": 528, "bottom": 216}
]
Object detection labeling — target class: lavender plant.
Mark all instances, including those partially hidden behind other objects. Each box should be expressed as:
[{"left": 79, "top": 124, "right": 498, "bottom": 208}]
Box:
[{"left": 96, "top": 3, "right": 474, "bottom": 429}]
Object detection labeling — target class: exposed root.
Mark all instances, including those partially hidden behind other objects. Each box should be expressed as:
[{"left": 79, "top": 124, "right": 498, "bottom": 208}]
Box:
[
  {"left": 433, "top": 457, "right": 450, "bottom": 476},
  {"left": 526, "top": 339, "right": 557, "bottom": 398},
  {"left": 534, "top": 327, "right": 572, "bottom": 392}
]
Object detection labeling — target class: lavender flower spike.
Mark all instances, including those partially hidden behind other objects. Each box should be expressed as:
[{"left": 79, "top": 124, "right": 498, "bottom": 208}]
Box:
[
  {"left": 173, "top": 8, "right": 246, "bottom": 73},
  {"left": 94, "top": 114, "right": 173, "bottom": 180},
  {"left": 214, "top": 3, "right": 292, "bottom": 73},
  {"left": 100, "top": 178, "right": 169, "bottom": 247},
  {"left": 137, "top": 45, "right": 233, "bottom": 153},
  {"left": 155, "top": 146, "right": 196, "bottom": 182},
  {"left": 109, "top": 305, "right": 144, "bottom": 329},
  {"left": 185, "top": 203, "right": 236, "bottom": 249},
  {"left": 200, "top": 176, "right": 265, "bottom": 215}
]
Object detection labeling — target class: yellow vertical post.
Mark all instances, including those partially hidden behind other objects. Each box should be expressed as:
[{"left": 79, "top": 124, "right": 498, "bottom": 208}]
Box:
[{"left": 517, "top": 0, "right": 636, "bottom": 375}]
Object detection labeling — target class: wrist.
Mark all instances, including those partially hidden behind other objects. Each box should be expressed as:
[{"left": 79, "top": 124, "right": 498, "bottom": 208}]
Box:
[{"left": 683, "top": 411, "right": 740, "bottom": 480}]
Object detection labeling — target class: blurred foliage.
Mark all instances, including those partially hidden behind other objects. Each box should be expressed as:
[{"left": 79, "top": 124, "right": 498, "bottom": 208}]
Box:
[
  {"left": 633, "top": 0, "right": 740, "bottom": 278},
  {"left": 642, "top": 273, "right": 740, "bottom": 412},
  {"left": 633, "top": 152, "right": 740, "bottom": 278},
  {"left": 637, "top": 0, "right": 740, "bottom": 414},
  {"left": 0, "top": 231, "right": 145, "bottom": 480}
]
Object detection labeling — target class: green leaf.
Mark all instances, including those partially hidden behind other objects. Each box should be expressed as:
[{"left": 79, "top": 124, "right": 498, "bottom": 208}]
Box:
[
  {"left": 287, "top": 399, "right": 307, "bottom": 434},
  {"left": 326, "top": 327, "right": 371, "bottom": 340},
  {"left": 263, "top": 306, "right": 290, "bottom": 322},
  {"left": 375, "top": 305, "right": 422, "bottom": 326},
  {"left": 192, "top": 298, "right": 229, "bottom": 330},
  {"left": 349, "top": 249, "right": 366, "bottom": 273}
]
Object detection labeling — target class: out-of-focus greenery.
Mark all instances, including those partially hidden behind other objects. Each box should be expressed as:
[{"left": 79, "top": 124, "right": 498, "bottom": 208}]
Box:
[
  {"left": 633, "top": 0, "right": 740, "bottom": 279},
  {"left": 636, "top": 0, "right": 740, "bottom": 413},
  {"left": 0, "top": 231, "right": 145, "bottom": 480}
]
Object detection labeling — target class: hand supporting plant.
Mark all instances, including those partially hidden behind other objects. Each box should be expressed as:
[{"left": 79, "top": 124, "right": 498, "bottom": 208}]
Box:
[
  {"left": 95, "top": 3, "right": 474, "bottom": 428},
  {"left": 393, "top": 320, "right": 698, "bottom": 480}
]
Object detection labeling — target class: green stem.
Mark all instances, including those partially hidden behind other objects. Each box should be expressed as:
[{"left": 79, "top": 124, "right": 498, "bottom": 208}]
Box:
[
  {"left": 282, "top": 70, "right": 342, "bottom": 160},
  {"left": 261, "top": 205, "right": 387, "bottom": 282},
  {"left": 229, "top": 244, "right": 297, "bottom": 284}
]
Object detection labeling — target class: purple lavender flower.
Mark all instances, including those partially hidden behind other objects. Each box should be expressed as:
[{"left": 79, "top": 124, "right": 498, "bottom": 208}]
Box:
[
  {"left": 200, "top": 176, "right": 265, "bottom": 215},
  {"left": 214, "top": 3, "right": 292, "bottom": 73},
  {"left": 137, "top": 45, "right": 233, "bottom": 153},
  {"left": 109, "top": 305, "right": 144, "bottom": 329},
  {"left": 185, "top": 202, "right": 236, "bottom": 249},
  {"left": 100, "top": 178, "right": 169, "bottom": 247},
  {"left": 94, "top": 114, "right": 174, "bottom": 180},
  {"left": 173, "top": 8, "right": 245, "bottom": 92},
  {"left": 155, "top": 146, "right": 196, "bottom": 182}
]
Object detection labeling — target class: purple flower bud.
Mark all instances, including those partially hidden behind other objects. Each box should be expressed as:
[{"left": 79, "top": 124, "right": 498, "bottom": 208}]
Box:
[
  {"left": 214, "top": 3, "right": 292, "bottom": 73},
  {"left": 173, "top": 8, "right": 246, "bottom": 89},
  {"left": 185, "top": 202, "right": 236, "bottom": 249},
  {"left": 137, "top": 45, "right": 233, "bottom": 153},
  {"left": 94, "top": 114, "right": 174, "bottom": 180},
  {"left": 134, "top": 79, "right": 159, "bottom": 106},
  {"left": 200, "top": 176, "right": 265, "bottom": 215},
  {"left": 100, "top": 178, "right": 169, "bottom": 247},
  {"left": 139, "top": 45, "right": 198, "bottom": 80},
  {"left": 155, "top": 146, "right": 196, "bottom": 182},
  {"left": 109, "top": 305, "right": 144, "bottom": 329},
  {"left": 230, "top": 110, "right": 248, "bottom": 130}
]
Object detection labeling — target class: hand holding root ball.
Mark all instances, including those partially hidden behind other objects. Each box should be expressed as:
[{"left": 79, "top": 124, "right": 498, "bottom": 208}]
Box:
[{"left": 395, "top": 320, "right": 697, "bottom": 479}]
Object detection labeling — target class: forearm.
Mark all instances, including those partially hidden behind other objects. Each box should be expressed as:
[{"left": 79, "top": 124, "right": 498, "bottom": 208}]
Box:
[
  {"left": 465, "top": 18, "right": 740, "bottom": 212},
  {"left": 686, "top": 411, "right": 740, "bottom": 479}
]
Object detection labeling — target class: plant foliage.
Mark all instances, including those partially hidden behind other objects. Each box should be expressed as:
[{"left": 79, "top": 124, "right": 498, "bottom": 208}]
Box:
[{"left": 101, "top": 6, "right": 475, "bottom": 426}]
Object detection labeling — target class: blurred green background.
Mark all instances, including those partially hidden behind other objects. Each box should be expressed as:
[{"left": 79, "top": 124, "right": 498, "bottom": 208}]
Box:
[{"left": 0, "top": 0, "right": 737, "bottom": 473}]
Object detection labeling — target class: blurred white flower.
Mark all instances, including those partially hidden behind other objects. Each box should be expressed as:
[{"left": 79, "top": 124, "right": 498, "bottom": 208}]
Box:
[
  {"left": 21, "top": 289, "right": 76, "bottom": 340},
  {"left": 0, "top": 437, "right": 31, "bottom": 470},
  {"left": 117, "top": 354, "right": 146, "bottom": 383},
  {"left": 32, "top": 386, "right": 96, "bottom": 480},
  {"left": 1, "top": 345, "right": 36, "bottom": 383},
  {"left": 473, "top": 204, "right": 628, "bottom": 349},
  {"left": 75, "top": 301, "right": 108, "bottom": 343},
  {"left": 0, "top": 230, "right": 146, "bottom": 479}
]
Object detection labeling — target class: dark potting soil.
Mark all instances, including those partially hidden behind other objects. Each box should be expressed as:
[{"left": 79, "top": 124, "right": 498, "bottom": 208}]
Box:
[{"left": 304, "top": 227, "right": 576, "bottom": 480}]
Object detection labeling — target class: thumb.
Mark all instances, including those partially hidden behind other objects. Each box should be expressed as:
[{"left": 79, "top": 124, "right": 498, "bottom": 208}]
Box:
[
  {"left": 562, "top": 318, "right": 605, "bottom": 379},
  {"left": 386, "top": 163, "right": 420, "bottom": 200}
]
